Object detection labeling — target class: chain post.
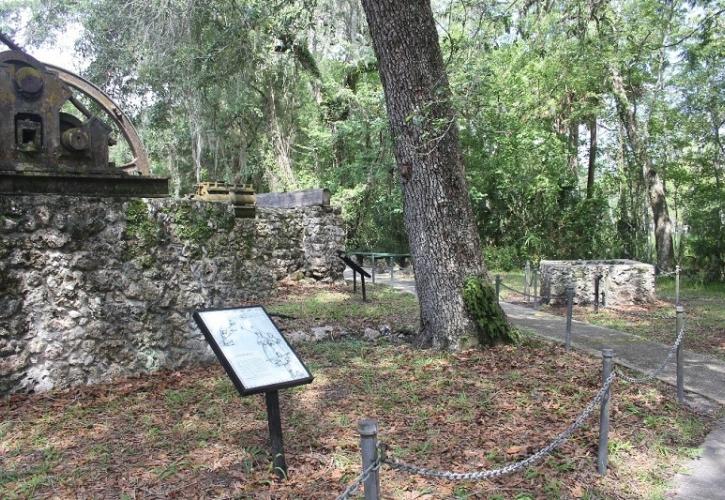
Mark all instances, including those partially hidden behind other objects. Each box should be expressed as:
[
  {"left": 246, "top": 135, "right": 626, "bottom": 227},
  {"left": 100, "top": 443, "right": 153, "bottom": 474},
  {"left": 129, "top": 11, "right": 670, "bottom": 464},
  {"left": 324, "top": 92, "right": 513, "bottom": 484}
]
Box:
[
  {"left": 495, "top": 275, "right": 501, "bottom": 304},
  {"left": 565, "top": 285, "right": 574, "bottom": 351},
  {"left": 598, "top": 349, "right": 613, "bottom": 475},
  {"left": 675, "top": 265, "right": 681, "bottom": 306},
  {"left": 676, "top": 305, "right": 685, "bottom": 404},
  {"left": 524, "top": 261, "right": 531, "bottom": 303},
  {"left": 533, "top": 269, "right": 539, "bottom": 304},
  {"left": 358, "top": 419, "right": 380, "bottom": 500}
]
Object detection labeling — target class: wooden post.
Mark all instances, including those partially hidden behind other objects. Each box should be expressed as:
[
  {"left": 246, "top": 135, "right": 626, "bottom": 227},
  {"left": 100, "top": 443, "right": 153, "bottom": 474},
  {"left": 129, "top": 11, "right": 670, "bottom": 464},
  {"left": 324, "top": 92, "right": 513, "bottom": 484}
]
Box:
[{"left": 265, "top": 390, "right": 288, "bottom": 479}]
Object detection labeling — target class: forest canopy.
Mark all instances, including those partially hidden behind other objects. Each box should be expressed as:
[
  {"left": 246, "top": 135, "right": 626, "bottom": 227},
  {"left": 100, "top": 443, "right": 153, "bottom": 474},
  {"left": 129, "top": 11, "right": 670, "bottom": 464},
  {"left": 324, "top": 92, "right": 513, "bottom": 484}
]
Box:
[{"left": 2, "top": 0, "right": 723, "bottom": 280}]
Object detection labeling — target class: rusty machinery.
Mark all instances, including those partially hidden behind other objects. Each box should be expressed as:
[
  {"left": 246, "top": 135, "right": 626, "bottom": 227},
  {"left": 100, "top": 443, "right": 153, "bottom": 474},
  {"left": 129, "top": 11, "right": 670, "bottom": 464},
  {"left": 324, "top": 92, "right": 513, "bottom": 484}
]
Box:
[
  {"left": 193, "top": 181, "right": 256, "bottom": 218},
  {"left": 0, "top": 35, "right": 167, "bottom": 197}
]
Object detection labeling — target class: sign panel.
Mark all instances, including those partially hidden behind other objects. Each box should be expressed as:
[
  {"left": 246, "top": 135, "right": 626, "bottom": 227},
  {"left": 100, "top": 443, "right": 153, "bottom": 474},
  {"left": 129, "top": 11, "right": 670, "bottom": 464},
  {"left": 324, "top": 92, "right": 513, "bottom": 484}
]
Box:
[{"left": 193, "top": 306, "right": 313, "bottom": 395}]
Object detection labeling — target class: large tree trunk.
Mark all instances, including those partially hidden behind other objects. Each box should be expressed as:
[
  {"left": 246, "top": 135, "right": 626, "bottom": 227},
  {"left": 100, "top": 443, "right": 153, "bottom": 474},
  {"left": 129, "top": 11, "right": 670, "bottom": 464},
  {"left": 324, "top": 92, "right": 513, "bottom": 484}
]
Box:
[
  {"left": 360, "top": 0, "right": 497, "bottom": 349},
  {"left": 586, "top": 117, "right": 597, "bottom": 199},
  {"left": 610, "top": 65, "right": 674, "bottom": 271}
]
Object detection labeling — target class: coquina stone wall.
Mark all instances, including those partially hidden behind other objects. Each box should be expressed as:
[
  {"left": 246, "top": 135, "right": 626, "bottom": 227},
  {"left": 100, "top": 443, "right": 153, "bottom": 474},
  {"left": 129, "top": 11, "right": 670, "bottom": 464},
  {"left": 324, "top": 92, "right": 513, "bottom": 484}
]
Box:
[
  {"left": 539, "top": 259, "right": 655, "bottom": 306},
  {"left": 0, "top": 195, "right": 345, "bottom": 395}
]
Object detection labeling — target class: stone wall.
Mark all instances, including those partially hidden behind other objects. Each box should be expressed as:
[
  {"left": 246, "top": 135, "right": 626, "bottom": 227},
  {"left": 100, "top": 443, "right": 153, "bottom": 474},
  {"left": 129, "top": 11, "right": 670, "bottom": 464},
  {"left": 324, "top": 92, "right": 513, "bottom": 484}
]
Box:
[
  {"left": 0, "top": 195, "right": 345, "bottom": 394},
  {"left": 539, "top": 259, "right": 655, "bottom": 306}
]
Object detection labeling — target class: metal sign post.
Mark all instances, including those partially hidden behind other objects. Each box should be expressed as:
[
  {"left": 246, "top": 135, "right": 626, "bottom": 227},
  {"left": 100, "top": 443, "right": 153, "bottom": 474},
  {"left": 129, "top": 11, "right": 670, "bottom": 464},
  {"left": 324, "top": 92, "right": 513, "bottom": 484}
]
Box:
[
  {"left": 265, "top": 390, "right": 288, "bottom": 478},
  {"left": 193, "top": 306, "right": 313, "bottom": 479}
]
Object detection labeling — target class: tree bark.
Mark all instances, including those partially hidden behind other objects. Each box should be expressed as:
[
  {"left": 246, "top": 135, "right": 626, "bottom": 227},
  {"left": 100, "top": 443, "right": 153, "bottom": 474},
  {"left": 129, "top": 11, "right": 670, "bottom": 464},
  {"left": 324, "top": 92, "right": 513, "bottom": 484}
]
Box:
[
  {"left": 360, "top": 0, "right": 495, "bottom": 349},
  {"left": 586, "top": 117, "right": 597, "bottom": 199},
  {"left": 610, "top": 65, "right": 674, "bottom": 271}
]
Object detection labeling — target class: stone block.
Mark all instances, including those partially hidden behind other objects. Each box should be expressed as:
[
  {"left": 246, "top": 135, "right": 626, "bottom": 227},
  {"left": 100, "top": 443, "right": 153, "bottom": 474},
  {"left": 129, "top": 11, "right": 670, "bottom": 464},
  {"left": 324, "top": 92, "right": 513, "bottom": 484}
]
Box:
[{"left": 539, "top": 259, "right": 655, "bottom": 306}]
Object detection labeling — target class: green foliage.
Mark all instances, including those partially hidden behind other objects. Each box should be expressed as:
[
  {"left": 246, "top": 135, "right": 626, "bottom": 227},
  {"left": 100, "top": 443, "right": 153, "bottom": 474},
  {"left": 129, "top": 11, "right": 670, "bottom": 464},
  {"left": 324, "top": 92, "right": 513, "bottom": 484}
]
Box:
[
  {"left": 123, "top": 200, "right": 160, "bottom": 268},
  {"left": 165, "top": 204, "right": 234, "bottom": 257},
  {"left": 7, "top": 0, "right": 723, "bottom": 280},
  {"left": 462, "top": 277, "right": 518, "bottom": 347}
]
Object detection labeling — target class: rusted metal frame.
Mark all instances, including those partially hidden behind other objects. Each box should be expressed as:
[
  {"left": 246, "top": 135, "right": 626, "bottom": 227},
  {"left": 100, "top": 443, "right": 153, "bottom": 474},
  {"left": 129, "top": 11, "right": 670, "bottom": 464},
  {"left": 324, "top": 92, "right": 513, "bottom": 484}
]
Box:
[{"left": 45, "top": 64, "right": 150, "bottom": 175}]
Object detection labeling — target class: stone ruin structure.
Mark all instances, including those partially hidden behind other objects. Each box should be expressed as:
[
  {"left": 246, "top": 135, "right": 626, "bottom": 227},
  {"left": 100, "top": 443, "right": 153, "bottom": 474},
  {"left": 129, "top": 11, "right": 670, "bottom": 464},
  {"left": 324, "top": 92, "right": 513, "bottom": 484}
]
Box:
[
  {"left": 0, "top": 44, "right": 345, "bottom": 395},
  {"left": 0, "top": 192, "right": 345, "bottom": 395},
  {"left": 539, "top": 259, "right": 656, "bottom": 306}
]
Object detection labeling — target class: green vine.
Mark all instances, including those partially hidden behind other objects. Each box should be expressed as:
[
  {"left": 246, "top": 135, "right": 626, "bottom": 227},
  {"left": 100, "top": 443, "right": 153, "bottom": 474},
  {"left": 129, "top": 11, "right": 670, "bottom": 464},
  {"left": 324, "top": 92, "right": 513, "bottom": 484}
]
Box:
[{"left": 462, "top": 276, "right": 518, "bottom": 346}]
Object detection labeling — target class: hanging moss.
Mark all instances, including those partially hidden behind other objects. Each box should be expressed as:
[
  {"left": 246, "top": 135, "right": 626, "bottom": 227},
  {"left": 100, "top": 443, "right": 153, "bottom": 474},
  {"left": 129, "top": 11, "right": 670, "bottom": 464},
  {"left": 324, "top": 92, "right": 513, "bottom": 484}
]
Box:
[{"left": 462, "top": 276, "right": 518, "bottom": 346}]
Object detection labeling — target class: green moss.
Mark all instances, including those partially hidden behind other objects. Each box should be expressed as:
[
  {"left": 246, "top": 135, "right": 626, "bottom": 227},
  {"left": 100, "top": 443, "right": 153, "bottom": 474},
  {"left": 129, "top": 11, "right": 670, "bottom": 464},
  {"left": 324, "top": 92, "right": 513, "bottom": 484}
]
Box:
[
  {"left": 165, "top": 203, "right": 235, "bottom": 257},
  {"left": 462, "top": 276, "right": 518, "bottom": 346},
  {"left": 123, "top": 200, "right": 161, "bottom": 267}
]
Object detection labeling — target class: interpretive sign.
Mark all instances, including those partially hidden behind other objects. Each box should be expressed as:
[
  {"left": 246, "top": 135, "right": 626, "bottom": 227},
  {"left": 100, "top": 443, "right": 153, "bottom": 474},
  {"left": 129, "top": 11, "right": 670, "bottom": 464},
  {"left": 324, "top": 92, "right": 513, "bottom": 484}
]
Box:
[
  {"left": 193, "top": 306, "right": 313, "bottom": 396},
  {"left": 193, "top": 305, "right": 313, "bottom": 479}
]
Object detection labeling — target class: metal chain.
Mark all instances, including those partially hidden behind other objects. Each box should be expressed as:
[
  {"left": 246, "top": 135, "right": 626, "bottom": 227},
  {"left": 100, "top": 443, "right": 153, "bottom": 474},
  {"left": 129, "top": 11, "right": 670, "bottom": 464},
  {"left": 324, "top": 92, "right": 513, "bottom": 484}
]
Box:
[
  {"left": 381, "top": 372, "right": 617, "bottom": 481},
  {"left": 656, "top": 269, "right": 679, "bottom": 277},
  {"left": 618, "top": 327, "right": 686, "bottom": 384},
  {"left": 336, "top": 459, "right": 381, "bottom": 500},
  {"left": 499, "top": 282, "right": 566, "bottom": 302}
]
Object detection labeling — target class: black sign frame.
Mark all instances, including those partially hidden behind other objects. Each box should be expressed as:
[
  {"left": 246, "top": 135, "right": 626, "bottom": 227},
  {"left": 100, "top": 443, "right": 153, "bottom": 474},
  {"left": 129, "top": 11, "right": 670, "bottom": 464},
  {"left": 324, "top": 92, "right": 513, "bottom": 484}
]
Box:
[{"left": 193, "top": 305, "right": 314, "bottom": 397}]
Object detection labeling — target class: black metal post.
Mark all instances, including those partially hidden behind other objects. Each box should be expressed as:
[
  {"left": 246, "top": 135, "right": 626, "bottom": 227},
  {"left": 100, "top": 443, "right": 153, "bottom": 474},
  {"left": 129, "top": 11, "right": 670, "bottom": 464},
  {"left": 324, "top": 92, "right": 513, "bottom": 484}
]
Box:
[
  {"left": 358, "top": 419, "right": 380, "bottom": 500},
  {"left": 265, "top": 390, "right": 288, "bottom": 479},
  {"left": 353, "top": 270, "right": 357, "bottom": 292},
  {"left": 565, "top": 285, "right": 574, "bottom": 351},
  {"left": 361, "top": 275, "right": 367, "bottom": 302},
  {"left": 676, "top": 305, "right": 685, "bottom": 404},
  {"left": 594, "top": 276, "right": 601, "bottom": 313},
  {"left": 495, "top": 275, "right": 501, "bottom": 304},
  {"left": 598, "top": 349, "right": 613, "bottom": 475},
  {"left": 371, "top": 256, "right": 376, "bottom": 284}
]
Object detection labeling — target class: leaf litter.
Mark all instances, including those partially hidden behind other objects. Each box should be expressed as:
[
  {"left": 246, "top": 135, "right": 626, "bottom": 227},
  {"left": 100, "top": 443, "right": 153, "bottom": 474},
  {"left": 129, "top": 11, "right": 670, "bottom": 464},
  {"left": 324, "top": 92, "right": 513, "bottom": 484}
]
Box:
[{"left": 0, "top": 283, "right": 720, "bottom": 499}]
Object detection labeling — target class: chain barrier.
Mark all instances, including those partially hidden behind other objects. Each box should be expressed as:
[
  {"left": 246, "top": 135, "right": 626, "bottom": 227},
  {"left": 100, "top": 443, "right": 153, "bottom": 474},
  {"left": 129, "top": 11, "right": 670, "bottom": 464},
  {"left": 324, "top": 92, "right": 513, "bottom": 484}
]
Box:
[
  {"left": 607, "top": 308, "right": 675, "bottom": 321},
  {"left": 499, "top": 282, "right": 566, "bottom": 302},
  {"left": 379, "top": 372, "right": 616, "bottom": 481},
  {"left": 617, "top": 327, "right": 686, "bottom": 384},
  {"left": 336, "top": 458, "right": 381, "bottom": 500},
  {"left": 656, "top": 268, "right": 679, "bottom": 277}
]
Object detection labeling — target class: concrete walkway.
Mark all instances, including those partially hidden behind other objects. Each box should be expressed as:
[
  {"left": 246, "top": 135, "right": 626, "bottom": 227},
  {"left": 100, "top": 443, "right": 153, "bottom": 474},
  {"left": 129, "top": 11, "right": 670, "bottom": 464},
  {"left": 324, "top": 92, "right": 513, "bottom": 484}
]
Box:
[
  {"left": 343, "top": 268, "right": 725, "bottom": 498},
  {"left": 501, "top": 301, "right": 725, "bottom": 405},
  {"left": 345, "top": 268, "right": 725, "bottom": 403}
]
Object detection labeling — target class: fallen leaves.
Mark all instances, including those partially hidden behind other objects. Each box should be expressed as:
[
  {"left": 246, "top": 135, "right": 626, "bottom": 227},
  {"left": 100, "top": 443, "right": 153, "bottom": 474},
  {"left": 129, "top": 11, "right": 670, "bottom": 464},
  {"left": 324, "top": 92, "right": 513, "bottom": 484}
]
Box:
[{"left": 0, "top": 283, "right": 718, "bottom": 499}]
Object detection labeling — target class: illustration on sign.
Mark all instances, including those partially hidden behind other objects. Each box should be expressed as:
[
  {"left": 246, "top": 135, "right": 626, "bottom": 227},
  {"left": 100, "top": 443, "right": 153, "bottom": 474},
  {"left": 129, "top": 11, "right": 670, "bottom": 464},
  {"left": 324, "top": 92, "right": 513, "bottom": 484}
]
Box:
[{"left": 195, "top": 306, "right": 312, "bottom": 393}]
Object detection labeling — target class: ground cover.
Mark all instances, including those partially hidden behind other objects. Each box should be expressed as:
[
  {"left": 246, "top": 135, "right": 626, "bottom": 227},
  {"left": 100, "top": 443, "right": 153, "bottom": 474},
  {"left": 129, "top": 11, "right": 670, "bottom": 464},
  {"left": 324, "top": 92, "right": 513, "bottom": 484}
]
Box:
[{"left": 1, "top": 283, "right": 718, "bottom": 499}]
